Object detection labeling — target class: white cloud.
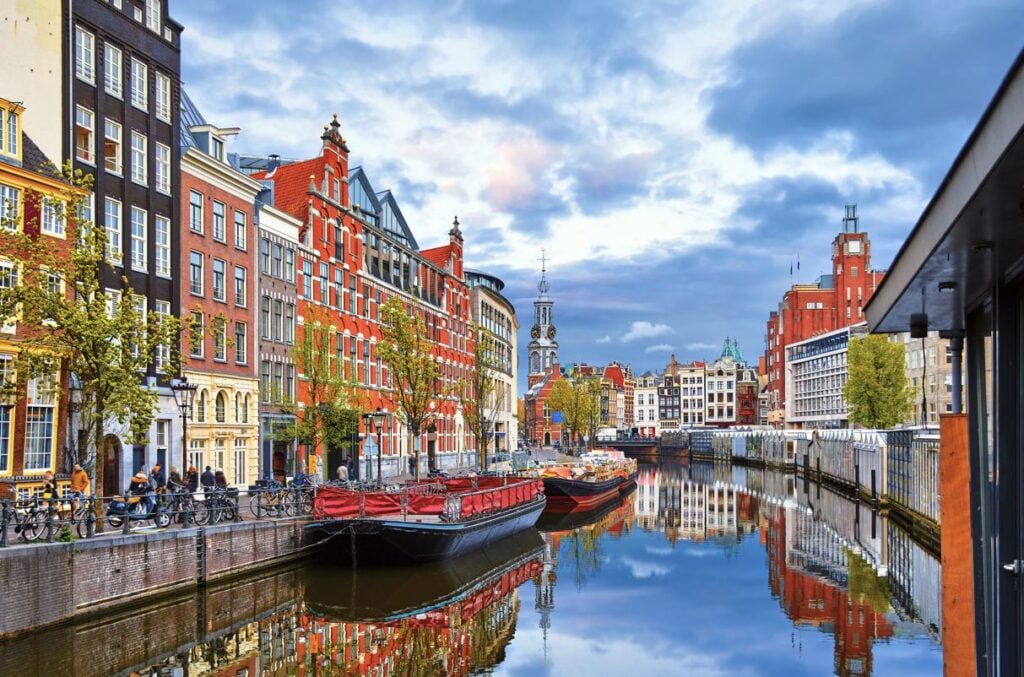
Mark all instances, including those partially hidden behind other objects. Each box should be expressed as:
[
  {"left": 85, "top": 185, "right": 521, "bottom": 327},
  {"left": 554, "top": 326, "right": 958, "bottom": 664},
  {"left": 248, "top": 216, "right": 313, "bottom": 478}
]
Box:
[
  {"left": 686, "top": 341, "right": 721, "bottom": 351},
  {"left": 595, "top": 335, "right": 612, "bottom": 344},
  {"left": 645, "top": 344, "right": 675, "bottom": 354},
  {"left": 622, "top": 321, "right": 674, "bottom": 342}
]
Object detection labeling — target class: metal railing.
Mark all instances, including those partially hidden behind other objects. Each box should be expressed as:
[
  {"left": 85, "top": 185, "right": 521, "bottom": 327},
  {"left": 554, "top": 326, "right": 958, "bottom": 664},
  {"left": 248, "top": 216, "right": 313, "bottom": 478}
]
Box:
[{"left": 0, "top": 485, "right": 318, "bottom": 547}]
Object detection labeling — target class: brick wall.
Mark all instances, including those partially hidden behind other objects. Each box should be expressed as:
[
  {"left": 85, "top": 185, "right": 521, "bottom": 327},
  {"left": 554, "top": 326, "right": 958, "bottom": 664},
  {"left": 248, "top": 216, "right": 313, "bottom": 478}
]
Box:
[{"left": 0, "top": 520, "right": 310, "bottom": 639}]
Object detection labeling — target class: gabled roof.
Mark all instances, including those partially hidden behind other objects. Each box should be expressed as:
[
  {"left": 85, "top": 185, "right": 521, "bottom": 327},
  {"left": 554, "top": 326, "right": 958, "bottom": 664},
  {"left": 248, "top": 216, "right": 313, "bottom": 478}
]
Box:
[
  {"left": 252, "top": 156, "right": 324, "bottom": 217},
  {"left": 419, "top": 244, "right": 451, "bottom": 269},
  {"left": 179, "top": 89, "right": 206, "bottom": 149},
  {"left": 603, "top": 364, "right": 625, "bottom": 388},
  {"left": 348, "top": 166, "right": 383, "bottom": 215},
  {"left": 377, "top": 189, "right": 419, "bottom": 249}
]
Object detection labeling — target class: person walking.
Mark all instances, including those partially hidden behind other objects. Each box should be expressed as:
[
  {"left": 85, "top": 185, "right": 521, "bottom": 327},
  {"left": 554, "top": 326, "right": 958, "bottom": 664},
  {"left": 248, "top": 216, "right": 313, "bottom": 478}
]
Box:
[
  {"left": 336, "top": 464, "right": 349, "bottom": 482},
  {"left": 69, "top": 463, "right": 91, "bottom": 512},
  {"left": 186, "top": 465, "right": 199, "bottom": 493},
  {"left": 214, "top": 468, "right": 228, "bottom": 490},
  {"left": 200, "top": 465, "right": 215, "bottom": 489},
  {"left": 149, "top": 464, "right": 166, "bottom": 494}
]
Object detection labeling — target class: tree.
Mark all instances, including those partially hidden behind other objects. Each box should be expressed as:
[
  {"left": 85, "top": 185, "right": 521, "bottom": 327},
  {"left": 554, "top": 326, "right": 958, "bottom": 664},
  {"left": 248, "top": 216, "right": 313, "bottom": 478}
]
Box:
[
  {"left": 844, "top": 334, "right": 913, "bottom": 429},
  {"left": 456, "top": 325, "right": 504, "bottom": 470},
  {"left": 285, "top": 305, "right": 359, "bottom": 477},
  {"left": 0, "top": 164, "right": 180, "bottom": 499},
  {"left": 377, "top": 297, "right": 442, "bottom": 475},
  {"left": 548, "top": 376, "right": 601, "bottom": 450}
]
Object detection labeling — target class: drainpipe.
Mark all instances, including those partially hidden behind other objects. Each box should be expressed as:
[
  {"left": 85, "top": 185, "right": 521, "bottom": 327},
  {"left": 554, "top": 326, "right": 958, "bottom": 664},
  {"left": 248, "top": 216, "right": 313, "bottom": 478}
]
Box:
[{"left": 950, "top": 336, "right": 964, "bottom": 414}]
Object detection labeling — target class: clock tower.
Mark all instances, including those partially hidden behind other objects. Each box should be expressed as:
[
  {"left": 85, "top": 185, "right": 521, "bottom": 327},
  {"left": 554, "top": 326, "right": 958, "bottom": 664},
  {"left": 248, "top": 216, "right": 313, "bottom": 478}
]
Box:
[{"left": 528, "top": 250, "right": 559, "bottom": 386}]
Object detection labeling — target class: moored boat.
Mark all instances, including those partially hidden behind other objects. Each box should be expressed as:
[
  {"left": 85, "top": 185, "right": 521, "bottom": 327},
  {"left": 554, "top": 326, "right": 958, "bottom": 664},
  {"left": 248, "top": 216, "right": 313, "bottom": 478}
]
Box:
[
  {"left": 305, "top": 476, "right": 545, "bottom": 565},
  {"left": 525, "top": 451, "right": 638, "bottom": 511}
]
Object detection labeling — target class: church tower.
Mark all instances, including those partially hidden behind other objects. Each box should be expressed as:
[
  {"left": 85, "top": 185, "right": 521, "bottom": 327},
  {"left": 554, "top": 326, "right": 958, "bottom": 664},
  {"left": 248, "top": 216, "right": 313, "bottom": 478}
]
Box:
[{"left": 528, "top": 250, "right": 559, "bottom": 387}]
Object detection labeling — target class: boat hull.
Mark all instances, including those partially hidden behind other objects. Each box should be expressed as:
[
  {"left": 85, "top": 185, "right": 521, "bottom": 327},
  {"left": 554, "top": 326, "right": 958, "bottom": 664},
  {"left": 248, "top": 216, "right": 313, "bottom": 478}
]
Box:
[
  {"left": 542, "top": 473, "right": 634, "bottom": 511},
  {"left": 306, "top": 495, "right": 546, "bottom": 566}
]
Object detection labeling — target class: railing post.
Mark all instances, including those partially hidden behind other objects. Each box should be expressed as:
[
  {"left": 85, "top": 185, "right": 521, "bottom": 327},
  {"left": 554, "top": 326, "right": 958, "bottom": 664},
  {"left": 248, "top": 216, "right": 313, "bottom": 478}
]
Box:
[
  {"left": 0, "top": 499, "right": 9, "bottom": 547},
  {"left": 255, "top": 489, "right": 262, "bottom": 519},
  {"left": 122, "top": 498, "right": 132, "bottom": 535},
  {"left": 45, "top": 499, "right": 56, "bottom": 543},
  {"left": 276, "top": 489, "right": 284, "bottom": 518},
  {"left": 86, "top": 495, "right": 96, "bottom": 538},
  {"left": 233, "top": 490, "right": 241, "bottom": 523},
  {"left": 183, "top": 491, "right": 193, "bottom": 528}
]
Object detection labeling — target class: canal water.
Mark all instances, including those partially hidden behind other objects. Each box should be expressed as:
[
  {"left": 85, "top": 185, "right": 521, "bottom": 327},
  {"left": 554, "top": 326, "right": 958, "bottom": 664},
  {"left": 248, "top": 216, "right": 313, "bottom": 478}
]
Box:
[{"left": 0, "top": 462, "right": 943, "bottom": 676}]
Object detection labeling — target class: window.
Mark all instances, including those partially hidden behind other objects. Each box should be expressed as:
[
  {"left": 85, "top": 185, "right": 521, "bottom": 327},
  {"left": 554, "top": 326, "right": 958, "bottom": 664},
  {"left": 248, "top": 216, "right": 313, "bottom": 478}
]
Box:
[
  {"left": 284, "top": 248, "right": 294, "bottom": 281},
  {"left": 0, "top": 107, "right": 19, "bottom": 159},
  {"left": 103, "top": 119, "right": 122, "bottom": 174},
  {"left": 233, "top": 439, "right": 246, "bottom": 486},
  {"left": 260, "top": 296, "right": 270, "bottom": 338},
  {"left": 234, "top": 210, "right": 246, "bottom": 249},
  {"left": 130, "top": 58, "right": 148, "bottom": 110},
  {"left": 104, "top": 289, "right": 120, "bottom": 320},
  {"left": 234, "top": 266, "right": 246, "bottom": 306},
  {"left": 155, "top": 216, "right": 170, "bottom": 277},
  {"left": 189, "top": 190, "right": 203, "bottom": 233},
  {"left": 242, "top": 394, "right": 250, "bottom": 423},
  {"left": 261, "top": 361, "right": 270, "bottom": 402},
  {"left": 272, "top": 243, "right": 282, "bottom": 278},
  {"left": 260, "top": 239, "right": 270, "bottom": 273},
  {"left": 130, "top": 131, "right": 147, "bottom": 184},
  {"left": 103, "top": 197, "right": 121, "bottom": 264},
  {"left": 272, "top": 300, "right": 282, "bottom": 341},
  {"left": 0, "top": 260, "right": 18, "bottom": 333},
  {"left": 303, "top": 260, "right": 313, "bottom": 298},
  {"left": 145, "top": 0, "right": 160, "bottom": 32},
  {"left": 235, "top": 322, "right": 247, "bottom": 363},
  {"left": 212, "top": 137, "right": 224, "bottom": 161},
  {"left": 155, "top": 419, "right": 168, "bottom": 457},
  {"left": 130, "top": 206, "right": 147, "bottom": 271},
  {"left": 284, "top": 303, "right": 294, "bottom": 343},
  {"left": 285, "top": 366, "right": 294, "bottom": 402},
  {"left": 0, "top": 184, "right": 18, "bottom": 231},
  {"left": 102, "top": 43, "right": 123, "bottom": 98},
  {"left": 273, "top": 363, "right": 283, "bottom": 403},
  {"left": 133, "top": 4, "right": 142, "bottom": 21},
  {"left": 75, "top": 26, "right": 95, "bottom": 83},
  {"left": 154, "top": 300, "right": 170, "bottom": 372},
  {"left": 215, "top": 391, "right": 226, "bottom": 423},
  {"left": 41, "top": 198, "right": 65, "bottom": 237},
  {"left": 213, "top": 320, "right": 226, "bottom": 361},
  {"left": 212, "top": 201, "right": 225, "bottom": 241},
  {"left": 850, "top": 266, "right": 858, "bottom": 278},
  {"left": 24, "top": 373, "right": 57, "bottom": 471},
  {"left": 212, "top": 258, "right": 225, "bottom": 301},
  {"left": 155, "top": 143, "right": 170, "bottom": 193},
  {"left": 320, "top": 264, "right": 328, "bottom": 303},
  {"left": 188, "top": 439, "right": 205, "bottom": 474},
  {"left": 196, "top": 390, "right": 206, "bottom": 422},
  {"left": 129, "top": 295, "right": 146, "bottom": 358},
  {"left": 155, "top": 72, "right": 171, "bottom": 122},
  {"left": 189, "top": 251, "right": 203, "bottom": 295},
  {"left": 0, "top": 355, "right": 10, "bottom": 472},
  {"left": 75, "top": 106, "right": 95, "bottom": 164}
]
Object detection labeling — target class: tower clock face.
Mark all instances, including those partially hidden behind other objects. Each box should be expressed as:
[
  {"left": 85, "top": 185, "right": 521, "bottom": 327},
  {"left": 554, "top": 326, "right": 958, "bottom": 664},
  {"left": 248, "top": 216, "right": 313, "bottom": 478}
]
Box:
[
  {"left": 547, "top": 326, "right": 557, "bottom": 340},
  {"left": 531, "top": 325, "right": 541, "bottom": 339}
]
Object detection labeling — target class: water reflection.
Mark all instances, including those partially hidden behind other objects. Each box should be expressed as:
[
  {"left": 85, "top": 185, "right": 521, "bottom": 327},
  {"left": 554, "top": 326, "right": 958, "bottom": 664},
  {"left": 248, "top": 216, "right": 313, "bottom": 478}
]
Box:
[{"left": 0, "top": 462, "right": 942, "bottom": 676}]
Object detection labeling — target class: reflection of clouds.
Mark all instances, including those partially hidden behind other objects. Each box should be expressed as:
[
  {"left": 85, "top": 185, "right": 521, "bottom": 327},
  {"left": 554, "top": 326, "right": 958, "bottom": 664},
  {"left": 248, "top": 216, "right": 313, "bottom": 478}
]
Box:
[
  {"left": 494, "top": 627, "right": 747, "bottom": 677},
  {"left": 620, "top": 556, "right": 673, "bottom": 579},
  {"left": 682, "top": 548, "right": 723, "bottom": 559},
  {"left": 644, "top": 545, "right": 674, "bottom": 556}
]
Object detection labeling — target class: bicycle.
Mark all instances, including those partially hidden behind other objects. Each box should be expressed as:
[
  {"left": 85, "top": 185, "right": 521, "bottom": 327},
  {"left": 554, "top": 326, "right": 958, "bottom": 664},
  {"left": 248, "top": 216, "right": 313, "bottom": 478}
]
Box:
[
  {"left": 9, "top": 499, "right": 45, "bottom": 542},
  {"left": 163, "top": 487, "right": 210, "bottom": 526},
  {"left": 249, "top": 484, "right": 289, "bottom": 518},
  {"left": 205, "top": 488, "right": 237, "bottom": 524}
]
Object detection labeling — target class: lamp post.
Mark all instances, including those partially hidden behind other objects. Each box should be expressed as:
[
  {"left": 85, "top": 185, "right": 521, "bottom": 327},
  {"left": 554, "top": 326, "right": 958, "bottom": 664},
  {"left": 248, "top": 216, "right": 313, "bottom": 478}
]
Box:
[
  {"left": 372, "top": 408, "right": 385, "bottom": 483},
  {"left": 170, "top": 378, "right": 198, "bottom": 480}
]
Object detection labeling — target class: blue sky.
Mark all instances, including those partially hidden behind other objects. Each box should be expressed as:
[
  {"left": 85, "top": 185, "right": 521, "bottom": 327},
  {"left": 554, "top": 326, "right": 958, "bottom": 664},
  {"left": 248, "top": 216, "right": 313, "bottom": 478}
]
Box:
[{"left": 175, "top": 1, "right": 1024, "bottom": 387}]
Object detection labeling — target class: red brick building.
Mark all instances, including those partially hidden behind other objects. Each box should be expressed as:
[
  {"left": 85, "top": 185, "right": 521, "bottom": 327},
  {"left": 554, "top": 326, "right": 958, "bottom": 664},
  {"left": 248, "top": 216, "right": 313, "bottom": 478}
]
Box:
[
  {"left": 523, "top": 364, "right": 565, "bottom": 447},
  {"left": 764, "top": 206, "right": 885, "bottom": 426},
  {"left": 255, "top": 115, "right": 474, "bottom": 477}
]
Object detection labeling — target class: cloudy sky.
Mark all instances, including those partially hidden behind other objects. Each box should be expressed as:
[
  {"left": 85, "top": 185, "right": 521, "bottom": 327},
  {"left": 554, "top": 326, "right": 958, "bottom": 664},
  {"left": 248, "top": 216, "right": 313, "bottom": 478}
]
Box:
[{"left": 176, "top": 0, "right": 1023, "bottom": 388}]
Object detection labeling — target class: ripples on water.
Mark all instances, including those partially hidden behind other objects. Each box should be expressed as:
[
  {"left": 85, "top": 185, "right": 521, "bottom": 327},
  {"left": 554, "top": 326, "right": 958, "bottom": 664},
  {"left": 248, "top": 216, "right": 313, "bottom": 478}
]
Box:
[{"left": 0, "top": 462, "right": 943, "bottom": 676}]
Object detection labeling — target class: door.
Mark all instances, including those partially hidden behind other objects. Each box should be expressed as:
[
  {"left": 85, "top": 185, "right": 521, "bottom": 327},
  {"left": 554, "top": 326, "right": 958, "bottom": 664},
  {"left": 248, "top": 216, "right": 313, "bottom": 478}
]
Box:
[{"left": 102, "top": 435, "right": 120, "bottom": 495}]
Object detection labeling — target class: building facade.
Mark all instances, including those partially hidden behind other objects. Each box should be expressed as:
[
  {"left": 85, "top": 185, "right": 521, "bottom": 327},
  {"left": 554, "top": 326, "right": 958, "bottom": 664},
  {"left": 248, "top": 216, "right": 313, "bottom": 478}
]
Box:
[
  {"left": 66, "top": 0, "right": 184, "bottom": 492},
  {"left": 897, "top": 331, "right": 965, "bottom": 427},
  {"left": 466, "top": 269, "right": 518, "bottom": 454},
  {"left": 784, "top": 324, "right": 867, "bottom": 429},
  {"left": 255, "top": 195, "right": 301, "bottom": 481},
  {"left": 526, "top": 253, "right": 558, "bottom": 385},
  {"left": 764, "top": 205, "right": 885, "bottom": 426},
  {"left": 179, "top": 92, "right": 260, "bottom": 486},
  {"left": 633, "top": 371, "right": 659, "bottom": 436},
  {"left": 679, "top": 361, "right": 706, "bottom": 428},
  {"left": 658, "top": 356, "right": 681, "bottom": 432},
  {"left": 255, "top": 117, "right": 474, "bottom": 478}
]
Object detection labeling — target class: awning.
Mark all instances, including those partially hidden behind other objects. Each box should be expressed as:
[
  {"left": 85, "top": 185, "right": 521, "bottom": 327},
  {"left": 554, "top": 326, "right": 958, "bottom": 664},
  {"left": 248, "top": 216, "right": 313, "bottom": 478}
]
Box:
[{"left": 864, "top": 49, "right": 1024, "bottom": 333}]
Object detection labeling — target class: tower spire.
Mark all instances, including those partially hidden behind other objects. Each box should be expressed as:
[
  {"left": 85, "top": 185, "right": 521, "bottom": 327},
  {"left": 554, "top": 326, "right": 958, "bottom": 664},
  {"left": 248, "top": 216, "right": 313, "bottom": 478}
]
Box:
[{"left": 537, "top": 248, "right": 550, "bottom": 295}]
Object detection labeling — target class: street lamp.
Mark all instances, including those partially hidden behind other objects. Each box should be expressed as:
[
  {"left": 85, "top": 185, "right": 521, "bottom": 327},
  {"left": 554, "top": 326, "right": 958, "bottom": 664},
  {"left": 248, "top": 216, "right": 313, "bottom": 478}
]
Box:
[
  {"left": 362, "top": 408, "right": 386, "bottom": 483},
  {"left": 170, "top": 378, "right": 199, "bottom": 480},
  {"left": 372, "top": 408, "right": 385, "bottom": 483}
]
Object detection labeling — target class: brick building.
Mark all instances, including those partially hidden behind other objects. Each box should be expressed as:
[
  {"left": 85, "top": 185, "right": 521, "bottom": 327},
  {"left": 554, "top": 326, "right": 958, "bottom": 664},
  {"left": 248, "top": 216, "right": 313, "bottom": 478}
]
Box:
[
  {"left": 764, "top": 205, "right": 885, "bottom": 426},
  {"left": 179, "top": 91, "right": 261, "bottom": 486},
  {"left": 254, "top": 115, "right": 474, "bottom": 478}
]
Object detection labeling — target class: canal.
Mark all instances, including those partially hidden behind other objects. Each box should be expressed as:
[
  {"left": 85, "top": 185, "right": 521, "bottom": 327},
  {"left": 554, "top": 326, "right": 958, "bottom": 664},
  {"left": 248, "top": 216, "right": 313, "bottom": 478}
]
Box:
[{"left": 0, "top": 461, "right": 942, "bottom": 676}]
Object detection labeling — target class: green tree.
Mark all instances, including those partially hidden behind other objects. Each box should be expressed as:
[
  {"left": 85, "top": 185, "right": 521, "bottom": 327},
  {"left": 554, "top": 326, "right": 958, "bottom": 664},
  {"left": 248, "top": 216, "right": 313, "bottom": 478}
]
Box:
[
  {"left": 0, "top": 164, "right": 180, "bottom": 498},
  {"left": 284, "top": 305, "right": 359, "bottom": 478},
  {"left": 548, "top": 376, "right": 601, "bottom": 450},
  {"left": 378, "top": 297, "right": 441, "bottom": 475},
  {"left": 456, "top": 325, "right": 504, "bottom": 470},
  {"left": 844, "top": 334, "right": 913, "bottom": 429}
]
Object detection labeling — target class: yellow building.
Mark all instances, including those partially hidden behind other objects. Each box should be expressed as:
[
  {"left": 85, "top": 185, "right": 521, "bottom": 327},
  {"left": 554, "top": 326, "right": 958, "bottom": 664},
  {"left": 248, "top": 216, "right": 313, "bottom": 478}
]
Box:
[{"left": 183, "top": 370, "right": 260, "bottom": 487}]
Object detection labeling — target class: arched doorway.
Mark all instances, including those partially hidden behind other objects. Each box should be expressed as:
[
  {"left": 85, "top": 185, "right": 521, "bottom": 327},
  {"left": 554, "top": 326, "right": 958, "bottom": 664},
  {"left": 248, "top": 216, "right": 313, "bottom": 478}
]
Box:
[
  {"left": 102, "top": 435, "right": 121, "bottom": 495},
  {"left": 543, "top": 432, "right": 551, "bottom": 446}
]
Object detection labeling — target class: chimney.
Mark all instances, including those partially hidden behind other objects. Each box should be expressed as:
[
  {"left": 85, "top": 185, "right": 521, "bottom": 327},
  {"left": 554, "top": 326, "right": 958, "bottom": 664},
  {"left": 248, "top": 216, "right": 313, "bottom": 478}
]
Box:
[{"left": 268, "top": 154, "right": 280, "bottom": 171}]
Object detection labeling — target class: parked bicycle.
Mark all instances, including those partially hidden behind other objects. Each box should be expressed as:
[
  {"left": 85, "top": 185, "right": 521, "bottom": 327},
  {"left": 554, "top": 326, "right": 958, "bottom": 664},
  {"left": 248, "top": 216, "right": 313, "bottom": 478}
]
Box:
[
  {"left": 162, "top": 488, "right": 210, "bottom": 526},
  {"left": 205, "top": 488, "right": 238, "bottom": 524}
]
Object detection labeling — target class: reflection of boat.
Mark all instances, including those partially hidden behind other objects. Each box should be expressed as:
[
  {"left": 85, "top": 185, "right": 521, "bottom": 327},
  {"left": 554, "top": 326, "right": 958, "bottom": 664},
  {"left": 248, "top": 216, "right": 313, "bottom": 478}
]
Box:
[
  {"left": 307, "top": 477, "right": 546, "bottom": 565},
  {"left": 304, "top": 529, "right": 545, "bottom": 622},
  {"left": 536, "top": 483, "right": 637, "bottom": 532}
]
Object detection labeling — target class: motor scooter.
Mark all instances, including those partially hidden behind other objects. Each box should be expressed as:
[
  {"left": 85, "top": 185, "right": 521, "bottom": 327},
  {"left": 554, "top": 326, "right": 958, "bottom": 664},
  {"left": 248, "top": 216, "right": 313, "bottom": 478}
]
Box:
[{"left": 106, "top": 490, "right": 171, "bottom": 528}]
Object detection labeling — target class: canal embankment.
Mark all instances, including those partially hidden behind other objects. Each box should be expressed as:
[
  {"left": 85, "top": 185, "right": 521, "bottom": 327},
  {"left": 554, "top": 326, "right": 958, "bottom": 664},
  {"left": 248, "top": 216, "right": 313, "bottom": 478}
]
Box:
[{"left": 0, "top": 518, "right": 314, "bottom": 639}]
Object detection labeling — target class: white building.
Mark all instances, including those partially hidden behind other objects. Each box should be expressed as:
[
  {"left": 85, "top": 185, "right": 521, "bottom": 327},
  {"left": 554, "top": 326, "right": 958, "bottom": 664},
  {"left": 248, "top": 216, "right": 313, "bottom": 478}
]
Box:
[
  {"left": 467, "top": 269, "right": 518, "bottom": 454},
  {"left": 784, "top": 323, "right": 867, "bottom": 429},
  {"left": 634, "top": 371, "right": 659, "bottom": 435}
]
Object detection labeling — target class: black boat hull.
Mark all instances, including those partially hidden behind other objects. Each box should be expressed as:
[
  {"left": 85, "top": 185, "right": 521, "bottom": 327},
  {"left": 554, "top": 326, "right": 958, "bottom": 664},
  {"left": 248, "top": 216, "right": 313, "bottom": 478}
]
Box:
[
  {"left": 306, "top": 495, "right": 546, "bottom": 565},
  {"left": 543, "top": 472, "right": 636, "bottom": 510}
]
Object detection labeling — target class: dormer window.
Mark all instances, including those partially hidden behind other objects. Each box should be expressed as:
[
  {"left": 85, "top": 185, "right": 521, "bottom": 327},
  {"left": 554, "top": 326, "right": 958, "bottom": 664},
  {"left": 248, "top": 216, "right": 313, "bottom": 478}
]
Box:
[
  {"left": 212, "top": 137, "right": 224, "bottom": 161},
  {"left": 0, "top": 101, "right": 21, "bottom": 161}
]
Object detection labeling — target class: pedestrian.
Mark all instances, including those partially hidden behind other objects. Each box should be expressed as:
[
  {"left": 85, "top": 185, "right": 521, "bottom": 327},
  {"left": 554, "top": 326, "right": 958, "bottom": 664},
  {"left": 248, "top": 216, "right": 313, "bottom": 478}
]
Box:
[
  {"left": 168, "top": 465, "right": 183, "bottom": 490},
  {"left": 214, "top": 467, "right": 228, "bottom": 489},
  {"left": 407, "top": 455, "right": 416, "bottom": 476},
  {"left": 336, "top": 464, "right": 349, "bottom": 482},
  {"left": 186, "top": 465, "right": 199, "bottom": 493},
  {"left": 200, "top": 465, "right": 215, "bottom": 489},
  {"left": 150, "top": 464, "right": 166, "bottom": 494},
  {"left": 70, "top": 463, "right": 91, "bottom": 511}
]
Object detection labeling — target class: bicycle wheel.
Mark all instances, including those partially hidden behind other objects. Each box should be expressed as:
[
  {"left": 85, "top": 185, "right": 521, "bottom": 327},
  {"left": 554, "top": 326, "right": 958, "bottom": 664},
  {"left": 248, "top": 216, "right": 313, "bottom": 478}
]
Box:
[
  {"left": 23, "top": 510, "right": 45, "bottom": 541},
  {"left": 74, "top": 507, "right": 91, "bottom": 538},
  {"left": 190, "top": 499, "right": 210, "bottom": 525},
  {"left": 299, "top": 492, "right": 314, "bottom": 515},
  {"left": 249, "top": 493, "right": 267, "bottom": 518}
]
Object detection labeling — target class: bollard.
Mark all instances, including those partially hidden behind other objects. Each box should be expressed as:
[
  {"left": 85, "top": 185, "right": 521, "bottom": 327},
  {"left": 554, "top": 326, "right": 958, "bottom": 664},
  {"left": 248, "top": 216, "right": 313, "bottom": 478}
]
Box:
[
  {"left": 122, "top": 498, "right": 132, "bottom": 535},
  {"left": 256, "top": 489, "right": 262, "bottom": 519},
  {"left": 0, "top": 499, "right": 9, "bottom": 547},
  {"left": 46, "top": 499, "right": 56, "bottom": 543},
  {"left": 86, "top": 496, "right": 96, "bottom": 538}
]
